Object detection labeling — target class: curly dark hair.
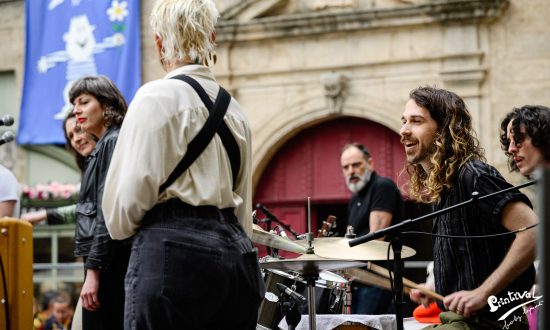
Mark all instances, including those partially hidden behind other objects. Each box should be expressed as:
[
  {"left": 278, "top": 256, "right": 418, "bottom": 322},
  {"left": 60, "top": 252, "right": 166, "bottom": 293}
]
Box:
[
  {"left": 68, "top": 75, "right": 127, "bottom": 130},
  {"left": 500, "top": 105, "right": 550, "bottom": 173},
  {"left": 403, "top": 86, "right": 485, "bottom": 203}
]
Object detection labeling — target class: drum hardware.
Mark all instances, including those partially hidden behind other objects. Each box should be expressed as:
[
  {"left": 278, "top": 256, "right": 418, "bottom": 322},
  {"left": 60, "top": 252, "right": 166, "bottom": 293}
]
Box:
[
  {"left": 345, "top": 225, "right": 356, "bottom": 239},
  {"left": 257, "top": 267, "right": 348, "bottom": 330},
  {"left": 258, "top": 268, "right": 302, "bottom": 329},
  {"left": 253, "top": 199, "right": 420, "bottom": 330},
  {"left": 261, "top": 254, "right": 367, "bottom": 330},
  {"left": 277, "top": 283, "right": 307, "bottom": 304},
  {"left": 277, "top": 283, "right": 304, "bottom": 330}
]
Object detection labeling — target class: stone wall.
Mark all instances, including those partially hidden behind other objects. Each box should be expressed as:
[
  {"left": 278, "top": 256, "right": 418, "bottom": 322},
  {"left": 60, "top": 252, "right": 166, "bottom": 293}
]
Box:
[{"left": 1, "top": 0, "right": 549, "bottom": 187}]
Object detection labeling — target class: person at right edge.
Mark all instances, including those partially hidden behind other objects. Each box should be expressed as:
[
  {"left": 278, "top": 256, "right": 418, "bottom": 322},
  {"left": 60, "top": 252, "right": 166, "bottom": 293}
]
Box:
[
  {"left": 102, "top": 1, "right": 264, "bottom": 329},
  {"left": 500, "top": 104, "right": 550, "bottom": 330},
  {"left": 340, "top": 143, "right": 404, "bottom": 315},
  {"left": 403, "top": 86, "right": 538, "bottom": 329}
]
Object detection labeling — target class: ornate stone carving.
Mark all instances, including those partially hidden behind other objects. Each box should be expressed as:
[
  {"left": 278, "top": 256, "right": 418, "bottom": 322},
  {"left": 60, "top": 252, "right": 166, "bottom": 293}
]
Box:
[{"left": 320, "top": 72, "right": 348, "bottom": 114}]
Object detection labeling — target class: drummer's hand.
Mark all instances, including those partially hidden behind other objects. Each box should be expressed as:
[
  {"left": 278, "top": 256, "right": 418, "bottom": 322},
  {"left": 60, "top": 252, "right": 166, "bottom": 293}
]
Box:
[
  {"left": 409, "top": 283, "right": 435, "bottom": 307},
  {"left": 444, "top": 288, "right": 487, "bottom": 318}
]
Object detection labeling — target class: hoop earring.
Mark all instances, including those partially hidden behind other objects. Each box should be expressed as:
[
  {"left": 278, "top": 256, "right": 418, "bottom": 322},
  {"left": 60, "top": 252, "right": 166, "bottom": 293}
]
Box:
[{"left": 102, "top": 107, "right": 114, "bottom": 128}]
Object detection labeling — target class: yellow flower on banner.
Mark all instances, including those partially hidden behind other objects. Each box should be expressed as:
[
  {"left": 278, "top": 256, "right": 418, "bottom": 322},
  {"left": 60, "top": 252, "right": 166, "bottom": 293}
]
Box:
[{"left": 107, "top": 0, "right": 128, "bottom": 22}]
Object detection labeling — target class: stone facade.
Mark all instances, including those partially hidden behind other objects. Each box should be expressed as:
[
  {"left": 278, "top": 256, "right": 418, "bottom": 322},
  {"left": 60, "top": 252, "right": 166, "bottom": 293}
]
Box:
[{"left": 0, "top": 0, "right": 549, "bottom": 188}]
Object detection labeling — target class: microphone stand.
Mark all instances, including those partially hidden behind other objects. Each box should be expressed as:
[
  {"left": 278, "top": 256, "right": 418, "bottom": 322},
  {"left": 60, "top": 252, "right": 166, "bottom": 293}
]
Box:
[
  {"left": 348, "top": 180, "right": 537, "bottom": 330},
  {"left": 280, "top": 297, "right": 302, "bottom": 330},
  {"left": 391, "top": 233, "right": 404, "bottom": 330},
  {"left": 257, "top": 204, "right": 301, "bottom": 239}
]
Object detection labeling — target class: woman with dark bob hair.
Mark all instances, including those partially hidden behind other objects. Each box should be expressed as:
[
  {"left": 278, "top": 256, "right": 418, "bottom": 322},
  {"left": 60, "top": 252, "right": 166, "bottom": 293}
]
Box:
[{"left": 69, "top": 75, "right": 130, "bottom": 330}]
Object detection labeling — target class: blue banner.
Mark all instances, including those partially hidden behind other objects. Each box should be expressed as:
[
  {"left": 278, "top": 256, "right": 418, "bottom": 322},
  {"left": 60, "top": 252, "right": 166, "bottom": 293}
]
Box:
[{"left": 18, "top": 0, "right": 141, "bottom": 144}]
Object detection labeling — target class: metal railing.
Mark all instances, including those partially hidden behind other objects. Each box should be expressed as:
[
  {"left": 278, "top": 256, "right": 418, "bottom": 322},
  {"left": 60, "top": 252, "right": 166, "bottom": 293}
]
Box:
[{"left": 32, "top": 224, "right": 83, "bottom": 290}]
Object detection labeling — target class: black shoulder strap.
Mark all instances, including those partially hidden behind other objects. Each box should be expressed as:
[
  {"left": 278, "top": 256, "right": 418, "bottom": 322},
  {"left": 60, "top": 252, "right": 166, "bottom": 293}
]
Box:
[{"left": 158, "top": 75, "right": 241, "bottom": 195}]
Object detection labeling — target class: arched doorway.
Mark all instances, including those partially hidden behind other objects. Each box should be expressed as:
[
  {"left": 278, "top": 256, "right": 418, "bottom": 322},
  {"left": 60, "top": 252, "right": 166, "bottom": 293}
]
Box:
[{"left": 253, "top": 116, "right": 406, "bottom": 256}]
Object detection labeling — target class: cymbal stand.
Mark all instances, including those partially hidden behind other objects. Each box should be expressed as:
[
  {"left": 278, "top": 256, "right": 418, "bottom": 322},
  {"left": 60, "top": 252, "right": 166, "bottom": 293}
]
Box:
[
  {"left": 304, "top": 197, "right": 317, "bottom": 330},
  {"left": 305, "top": 197, "right": 314, "bottom": 254},
  {"left": 304, "top": 274, "right": 319, "bottom": 330}
]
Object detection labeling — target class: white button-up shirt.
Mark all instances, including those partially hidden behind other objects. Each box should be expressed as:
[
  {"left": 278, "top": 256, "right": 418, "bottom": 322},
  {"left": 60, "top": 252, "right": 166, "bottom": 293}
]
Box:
[{"left": 103, "top": 65, "right": 252, "bottom": 240}]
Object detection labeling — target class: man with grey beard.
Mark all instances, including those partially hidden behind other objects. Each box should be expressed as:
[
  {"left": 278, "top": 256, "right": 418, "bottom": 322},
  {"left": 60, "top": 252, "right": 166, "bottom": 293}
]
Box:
[{"left": 340, "top": 143, "right": 404, "bottom": 314}]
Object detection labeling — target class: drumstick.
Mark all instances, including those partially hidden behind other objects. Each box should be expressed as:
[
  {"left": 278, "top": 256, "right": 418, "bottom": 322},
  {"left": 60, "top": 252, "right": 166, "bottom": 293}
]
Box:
[
  {"left": 367, "top": 262, "right": 444, "bottom": 302},
  {"left": 342, "top": 267, "right": 411, "bottom": 294}
]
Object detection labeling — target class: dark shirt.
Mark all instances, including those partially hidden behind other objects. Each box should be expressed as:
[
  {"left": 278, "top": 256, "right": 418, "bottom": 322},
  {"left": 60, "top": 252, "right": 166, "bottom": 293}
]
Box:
[
  {"left": 347, "top": 171, "right": 404, "bottom": 237},
  {"left": 432, "top": 159, "right": 535, "bottom": 317}
]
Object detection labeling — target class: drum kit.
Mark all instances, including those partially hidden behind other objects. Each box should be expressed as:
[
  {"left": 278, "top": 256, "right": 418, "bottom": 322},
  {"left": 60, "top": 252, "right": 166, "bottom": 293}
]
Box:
[{"left": 251, "top": 217, "right": 420, "bottom": 330}]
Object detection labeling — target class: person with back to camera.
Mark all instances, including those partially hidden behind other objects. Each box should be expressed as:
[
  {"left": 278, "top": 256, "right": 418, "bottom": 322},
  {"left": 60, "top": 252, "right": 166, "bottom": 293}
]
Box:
[
  {"left": 340, "top": 142, "right": 404, "bottom": 315},
  {"left": 102, "top": 0, "right": 264, "bottom": 329},
  {"left": 69, "top": 75, "right": 130, "bottom": 330},
  {"left": 402, "top": 86, "right": 538, "bottom": 329}
]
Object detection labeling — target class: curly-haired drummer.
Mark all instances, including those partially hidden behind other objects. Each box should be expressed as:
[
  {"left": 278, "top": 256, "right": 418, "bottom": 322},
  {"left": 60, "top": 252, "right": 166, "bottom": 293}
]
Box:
[
  {"left": 403, "top": 86, "right": 537, "bottom": 329},
  {"left": 500, "top": 104, "right": 550, "bottom": 178}
]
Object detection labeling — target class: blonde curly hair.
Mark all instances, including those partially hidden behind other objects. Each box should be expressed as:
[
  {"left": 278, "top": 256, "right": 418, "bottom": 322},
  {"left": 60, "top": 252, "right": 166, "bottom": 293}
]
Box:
[{"left": 403, "top": 86, "right": 485, "bottom": 203}]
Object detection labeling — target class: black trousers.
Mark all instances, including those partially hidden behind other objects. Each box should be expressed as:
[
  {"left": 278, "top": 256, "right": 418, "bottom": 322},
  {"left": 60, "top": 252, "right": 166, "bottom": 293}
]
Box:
[
  {"left": 82, "top": 241, "right": 132, "bottom": 330},
  {"left": 124, "top": 201, "right": 265, "bottom": 330}
]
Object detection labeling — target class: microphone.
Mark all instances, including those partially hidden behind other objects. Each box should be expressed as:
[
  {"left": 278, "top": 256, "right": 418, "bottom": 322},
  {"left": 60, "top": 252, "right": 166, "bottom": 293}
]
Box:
[
  {"left": 0, "top": 115, "right": 14, "bottom": 126},
  {"left": 255, "top": 203, "right": 300, "bottom": 238},
  {"left": 0, "top": 131, "right": 15, "bottom": 145},
  {"left": 274, "top": 225, "right": 288, "bottom": 239},
  {"left": 256, "top": 203, "right": 275, "bottom": 219},
  {"left": 276, "top": 283, "right": 306, "bottom": 305}
]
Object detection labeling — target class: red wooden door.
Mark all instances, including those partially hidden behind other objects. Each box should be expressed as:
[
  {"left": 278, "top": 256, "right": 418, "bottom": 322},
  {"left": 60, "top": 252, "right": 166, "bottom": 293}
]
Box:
[{"left": 253, "top": 117, "right": 405, "bottom": 257}]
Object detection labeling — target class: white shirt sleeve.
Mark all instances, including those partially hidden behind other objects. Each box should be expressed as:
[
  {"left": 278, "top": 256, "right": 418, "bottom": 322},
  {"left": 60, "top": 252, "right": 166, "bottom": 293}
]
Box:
[{"left": 0, "top": 165, "right": 20, "bottom": 218}]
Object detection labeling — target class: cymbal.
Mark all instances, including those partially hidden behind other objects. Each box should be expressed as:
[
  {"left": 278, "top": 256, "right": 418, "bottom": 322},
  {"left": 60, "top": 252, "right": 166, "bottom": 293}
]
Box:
[
  {"left": 319, "top": 270, "right": 347, "bottom": 284},
  {"left": 260, "top": 253, "right": 367, "bottom": 276},
  {"left": 265, "top": 268, "right": 303, "bottom": 282},
  {"left": 252, "top": 226, "right": 308, "bottom": 254},
  {"left": 264, "top": 268, "right": 347, "bottom": 288},
  {"left": 297, "top": 237, "right": 416, "bottom": 261}
]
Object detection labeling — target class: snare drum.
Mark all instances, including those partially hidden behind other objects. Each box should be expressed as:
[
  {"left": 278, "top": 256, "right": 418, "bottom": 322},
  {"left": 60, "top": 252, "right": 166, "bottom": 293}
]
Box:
[{"left": 298, "top": 280, "right": 346, "bottom": 315}]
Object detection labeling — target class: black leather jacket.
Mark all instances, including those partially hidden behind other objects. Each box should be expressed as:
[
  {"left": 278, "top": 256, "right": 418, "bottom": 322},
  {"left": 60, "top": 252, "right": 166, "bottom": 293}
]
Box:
[{"left": 75, "top": 126, "right": 127, "bottom": 270}]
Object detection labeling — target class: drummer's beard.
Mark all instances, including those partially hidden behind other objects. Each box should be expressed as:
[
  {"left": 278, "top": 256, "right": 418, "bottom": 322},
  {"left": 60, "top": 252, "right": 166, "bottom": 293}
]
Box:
[{"left": 346, "top": 170, "right": 372, "bottom": 193}]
